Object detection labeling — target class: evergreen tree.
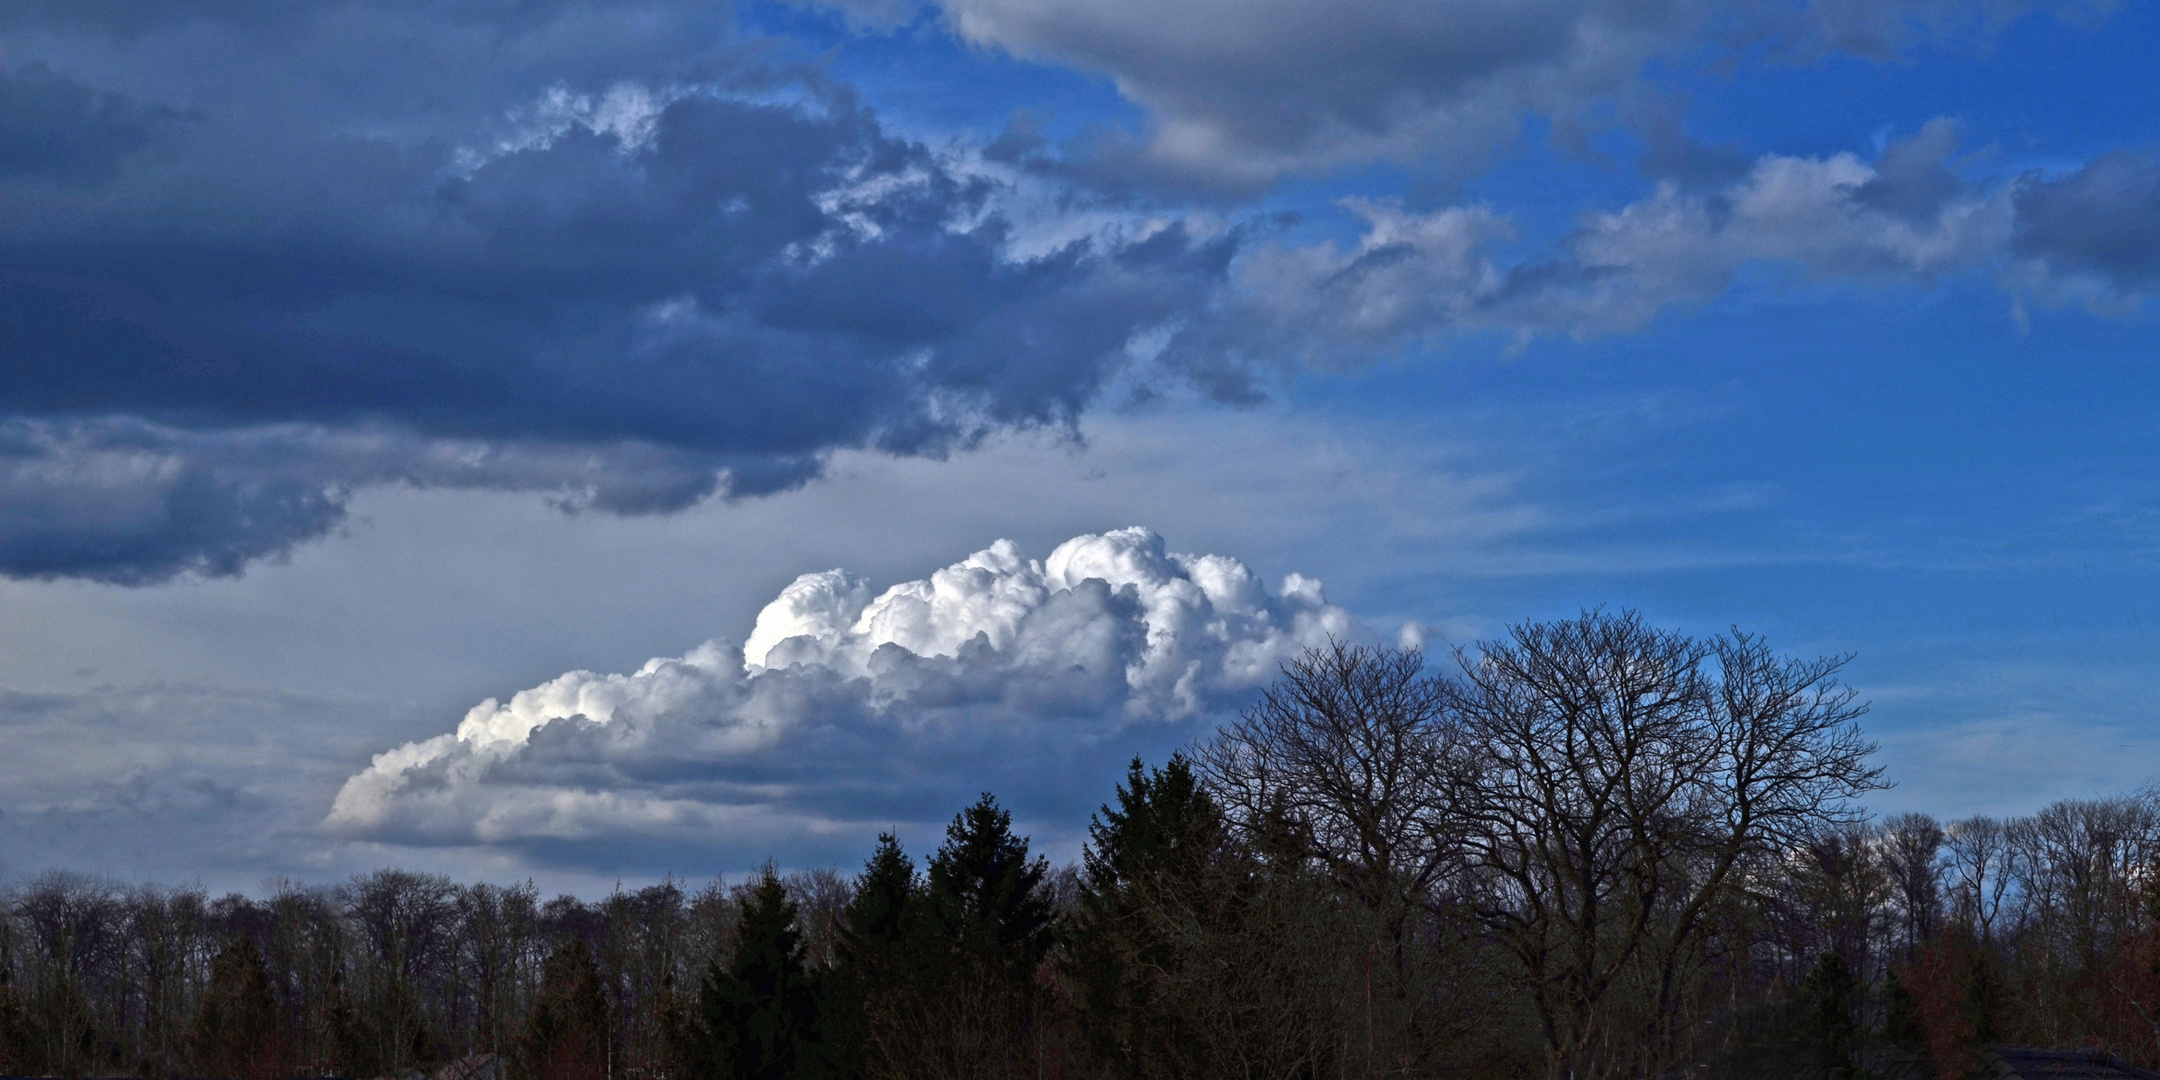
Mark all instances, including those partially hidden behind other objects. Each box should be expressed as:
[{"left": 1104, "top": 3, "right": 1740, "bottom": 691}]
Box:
[
  {"left": 321, "top": 968, "right": 370, "bottom": 1079},
  {"left": 517, "top": 938, "right": 610, "bottom": 1080},
  {"left": 188, "top": 935, "right": 281, "bottom": 1080},
  {"left": 860, "top": 794, "right": 1055, "bottom": 1080},
  {"left": 0, "top": 963, "right": 32, "bottom": 1077},
  {"left": 1069, "top": 756, "right": 1227, "bottom": 1080},
  {"left": 1082, "top": 756, "right": 1224, "bottom": 900},
  {"left": 695, "top": 870, "right": 822, "bottom": 1080},
  {"left": 824, "top": 835, "right": 921, "bottom": 1078},
  {"left": 836, "top": 835, "right": 920, "bottom": 972},
  {"left": 924, "top": 793, "right": 1054, "bottom": 980},
  {"left": 1884, "top": 968, "right": 1924, "bottom": 1043},
  {"left": 1962, "top": 946, "right": 2006, "bottom": 1043},
  {"left": 1800, "top": 952, "right": 1859, "bottom": 1080}
]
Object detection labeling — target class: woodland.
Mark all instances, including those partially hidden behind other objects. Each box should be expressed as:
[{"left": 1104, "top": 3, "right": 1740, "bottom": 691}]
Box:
[{"left": 1, "top": 611, "right": 2156, "bottom": 1080}]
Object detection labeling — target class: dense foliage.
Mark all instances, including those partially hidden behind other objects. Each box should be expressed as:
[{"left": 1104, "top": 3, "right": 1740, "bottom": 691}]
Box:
[{"left": 2, "top": 612, "right": 2156, "bottom": 1080}]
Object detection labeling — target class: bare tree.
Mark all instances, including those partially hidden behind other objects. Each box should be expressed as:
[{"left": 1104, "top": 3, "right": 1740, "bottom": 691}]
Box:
[
  {"left": 1448, "top": 610, "right": 1882, "bottom": 1080},
  {"left": 1194, "top": 639, "right": 1469, "bottom": 920},
  {"left": 1765, "top": 823, "right": 1889, "bottom": 985},
  {"left": 459, "top": 881, "right": 543, "bottom": 1066},
  {"left": 342, "top": 869, "right": 459, "bottom": 1072},
  {"left": 1944, "top": 816, "right": 2011, "bottom": 943},
  {"left": 1880, "top": 812, "right": 1945, "bottom": 957},
  {"left": 12, "top": 872, "right": 130, "bottom": 1078},
  {"left": 781, "top": 868, "right": 855, "bottom": 970},
  {"left": 122, "top": 884, "right": 214, "bottom": 1075}
]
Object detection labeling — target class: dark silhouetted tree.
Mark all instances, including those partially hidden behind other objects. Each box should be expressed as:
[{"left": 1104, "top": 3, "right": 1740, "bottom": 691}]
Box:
[
  {"left": 0, "top": 962, "right": 29, "bottom": 1076},
  {"left": 859, "top": 795, "right": 1055, "bottom": 1080},
  {"left": 1963, "top": 945, "right": 2006, "bottom": 1044},
  {"left": 826, "top": 835, "right": 921, "bottom": 1078},
  {"left": 518, "top": 938, "right": 610, "bottom": 1080},
  {"left": 837, "top": 835, "right": 920, "bottom": 975},
  {"left": 321, "top": 968, "right": 371, "bottom": 1079},
  {"left": 925, "top": 794, "right": 1054, "bottom": 980},
  {"left": 694, "top": 870, "right": 821, "bottom": 1080},
  {"left": 1884, "top": 968, "right": 1924, "bottom": 1043},
  {"left": 1449, "top": 610, "right": 1883, "bottom": 1080},
  {"left": 187, "top": 936, "right": 280, "bottom": 1080},
  {"left": 1882, "top": 813, "right": 1946, "bottom": 955},
  {"left": 1195, "top": 640, "right": 1465, "bottom": 924},
  {"left": 1800, "top": 952, "right": 1859, "bottom": 1080},
  {"left": 1068, "top": 755, "right": 1226, "bottom": 1080}
]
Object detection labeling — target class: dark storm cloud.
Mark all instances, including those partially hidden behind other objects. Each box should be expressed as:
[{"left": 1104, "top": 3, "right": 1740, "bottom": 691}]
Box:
[
  {"left": 0, "top": 421, "right": 348, "bottom": 584},
  {"left": 0, "top": 1, "right": 1235, "bottom": 583}
]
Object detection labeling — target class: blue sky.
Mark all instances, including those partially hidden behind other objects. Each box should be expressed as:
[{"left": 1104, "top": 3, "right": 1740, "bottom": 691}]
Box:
[{"left": 0, "top": 0, "right": 2155, "bottom": 893}]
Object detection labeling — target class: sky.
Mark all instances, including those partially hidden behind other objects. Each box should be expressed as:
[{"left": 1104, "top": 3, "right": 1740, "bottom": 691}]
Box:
[{"left": 1, "top": 0, "right": 2157, "bottom": 895}]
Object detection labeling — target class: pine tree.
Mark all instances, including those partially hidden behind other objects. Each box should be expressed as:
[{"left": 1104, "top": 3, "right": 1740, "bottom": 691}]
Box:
[
  {"left": 694, "top": 870, "right": 822, "bottom": 1080},
  {"left": 517, "top": 938, "right": 610, "bottom": 1080},
  {"left": 1962, "top": 946, "right": 2007, "bottom": 1043},
  {"left": 824, "top": 835, "right": 920, "bottom": 1078},
  {"left": 1068, "top": 756, "right": 1227, "bottom": 1080},
  {"left": 188, "top": 936, "right": 281, "bottom": 1080},
  {"left": 1884, "top": 968, "right": 1925, "bottom": 1043},
  {"left": 321, "top": 968, "right": 370, "bottom": 1079},
  {"left": 861, "top": 793, "right": 1056, "bottom": 1080},
  {"left": 836, "top": 835, "right": 920, "bottom": 973},
  {"left": 1800, "top": 952, "right": 1859, "bottom": 1080},
  {"left": 0, "top": 963, "right": 30, "bottom": 1077},
  {"left": 1085, "top": 756, "right": 1225, "bottom": 900},
  {"left": 924, "top": 793, "right": 1053, "bottom": 980}
]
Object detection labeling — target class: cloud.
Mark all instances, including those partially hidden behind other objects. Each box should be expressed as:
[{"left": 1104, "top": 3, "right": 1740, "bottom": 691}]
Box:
[
  {"left": 0, "top": 99, "right": 2128, "bottom": 586},
  {"left": 0, "top": 4, "right": 1236, "bottom": 582},
  {"left": 1789, "top": 0, "right": 2115, "bottom": 61},
  {"left": 0, "top": 63, "right": 186, "bottom": 185},
  {"left": 0, "top": 679, "right": 431, "bottom": 887},
  {"left": 952, "top": 0, "right": 1692, "bottom": 190},
  {"left": 1506, "top": 121, "right": 2014, "bottom": 331},
  {"left": 0, "top": 2, "right": 2147, "bottom": 587},
  {"left": 931, "top": 0, "right": 2101, "bottom": 190},
  {"left": 2009, "top": 151, "right": 2160, "bottom": 309},
  {"left": 1153, "top": 121, "right": 2016, "bottom": 379},
  {"left": 1167, "top": 118, "right": 2160, "bottom": 373},
  {"left": 326, "top": 527, "right": 1353, "bottom": 863},
  {"left": 0, "top": 78, "right": 1215, "bottom": 446},
  {"left": 0, "top": 417, "right": 788, "bottom": 583}
]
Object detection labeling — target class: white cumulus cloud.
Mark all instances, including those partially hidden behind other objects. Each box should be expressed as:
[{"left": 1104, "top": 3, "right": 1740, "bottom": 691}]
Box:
[{"left": 326, "top": 527, "right": 1352, "bottom": 857}]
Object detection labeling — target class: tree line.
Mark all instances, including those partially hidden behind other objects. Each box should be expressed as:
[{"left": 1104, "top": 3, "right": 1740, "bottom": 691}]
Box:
[{"left": 1, "top": 610, "right": 2155, "bottom": 1080}]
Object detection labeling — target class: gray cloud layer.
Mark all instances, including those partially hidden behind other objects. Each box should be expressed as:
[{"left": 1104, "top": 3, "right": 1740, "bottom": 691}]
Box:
[{"left": 0, "top": 678, "right": 431, "bottom": 884}]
